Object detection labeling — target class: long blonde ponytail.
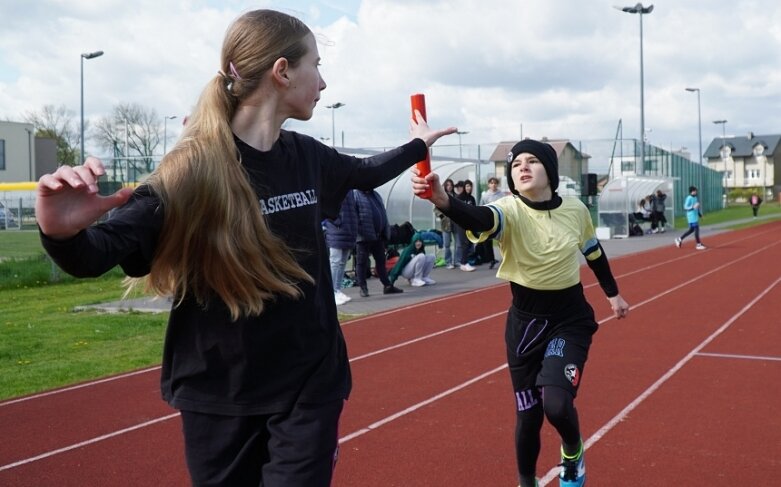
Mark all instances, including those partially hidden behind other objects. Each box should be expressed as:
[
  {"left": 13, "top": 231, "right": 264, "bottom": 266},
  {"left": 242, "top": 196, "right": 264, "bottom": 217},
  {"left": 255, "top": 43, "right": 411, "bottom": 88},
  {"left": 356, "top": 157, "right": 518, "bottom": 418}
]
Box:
[{"left": 138, "top": 10, "right": 314, "bottom": 320}]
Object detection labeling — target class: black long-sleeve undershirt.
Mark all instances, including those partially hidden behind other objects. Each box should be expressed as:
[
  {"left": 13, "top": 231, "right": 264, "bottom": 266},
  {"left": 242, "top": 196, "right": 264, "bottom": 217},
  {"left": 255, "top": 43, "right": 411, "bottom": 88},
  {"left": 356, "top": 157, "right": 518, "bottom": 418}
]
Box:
[
  {"left": 586, "top": 250, "right": 618, "bottom": 297},
  {"left": 439, "top": 194, "right": 494, "bottom": 232}
]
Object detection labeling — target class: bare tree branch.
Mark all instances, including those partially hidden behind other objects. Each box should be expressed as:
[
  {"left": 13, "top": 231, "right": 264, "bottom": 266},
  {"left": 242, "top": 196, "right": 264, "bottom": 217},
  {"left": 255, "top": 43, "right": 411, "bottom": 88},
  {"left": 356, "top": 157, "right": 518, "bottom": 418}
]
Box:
[{"left": 23, "top": 104, "right": 80, "bottom": 166}]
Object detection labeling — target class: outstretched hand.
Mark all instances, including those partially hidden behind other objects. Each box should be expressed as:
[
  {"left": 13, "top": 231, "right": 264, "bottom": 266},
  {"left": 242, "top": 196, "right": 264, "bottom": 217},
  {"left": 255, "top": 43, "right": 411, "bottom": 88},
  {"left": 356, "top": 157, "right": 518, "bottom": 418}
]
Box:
[
  {"left": 36, "top": 156, "right": 135, "bottom": 240},
  {"left": 409, "top": 109, "right": 457, "bottom": 147}
]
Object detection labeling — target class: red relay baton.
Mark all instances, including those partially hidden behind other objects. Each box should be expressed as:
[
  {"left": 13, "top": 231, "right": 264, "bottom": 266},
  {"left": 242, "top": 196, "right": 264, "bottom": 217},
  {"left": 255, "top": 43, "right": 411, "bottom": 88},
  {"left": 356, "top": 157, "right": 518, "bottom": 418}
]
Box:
[{"left": 410, "top": 93, "right": 432, "bottom": 199}]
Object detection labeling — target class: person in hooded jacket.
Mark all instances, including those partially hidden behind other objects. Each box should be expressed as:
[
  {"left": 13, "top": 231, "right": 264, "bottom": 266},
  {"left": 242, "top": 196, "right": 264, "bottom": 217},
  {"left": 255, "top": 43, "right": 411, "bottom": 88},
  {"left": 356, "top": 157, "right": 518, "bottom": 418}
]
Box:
[
  {"left": 353, "top": 189, "right": 404, "bottom": 297},
  {"left": 387, "top": 231, "right": 436, "bottom": 287}
]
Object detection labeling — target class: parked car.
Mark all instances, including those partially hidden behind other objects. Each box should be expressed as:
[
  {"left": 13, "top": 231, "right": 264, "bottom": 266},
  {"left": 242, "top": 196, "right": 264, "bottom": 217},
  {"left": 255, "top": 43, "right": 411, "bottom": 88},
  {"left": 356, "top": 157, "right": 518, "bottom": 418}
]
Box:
[{"left": 0, "top": 205, "right": 17, "bottom": 230}]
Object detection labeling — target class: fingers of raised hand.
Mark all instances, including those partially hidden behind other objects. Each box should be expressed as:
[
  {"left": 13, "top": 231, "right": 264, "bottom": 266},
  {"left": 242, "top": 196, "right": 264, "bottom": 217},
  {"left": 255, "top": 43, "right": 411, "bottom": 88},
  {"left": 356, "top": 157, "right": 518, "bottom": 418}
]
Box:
[
  {"left": 46, "top": 164, "right": 103, "bottom": 192},
  {"left": 72, "top": 165, "right": 101, "bottom": 193},
  {"left": 83, "top": 156, "right": 106, "bottom": 174}
]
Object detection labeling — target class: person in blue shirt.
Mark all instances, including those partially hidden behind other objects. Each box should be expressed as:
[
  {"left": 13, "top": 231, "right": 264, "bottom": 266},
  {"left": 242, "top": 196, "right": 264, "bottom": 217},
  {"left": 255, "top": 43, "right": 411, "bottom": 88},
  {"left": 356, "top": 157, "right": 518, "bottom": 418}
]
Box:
[{"left": 675, "top": 186, "right": 707, "bottom": 250}]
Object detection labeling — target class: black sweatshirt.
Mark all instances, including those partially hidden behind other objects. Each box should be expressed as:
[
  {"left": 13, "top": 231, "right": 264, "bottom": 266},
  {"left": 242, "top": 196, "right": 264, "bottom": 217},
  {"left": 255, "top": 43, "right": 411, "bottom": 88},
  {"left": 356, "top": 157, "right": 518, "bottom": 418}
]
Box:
[{"left": 42, "top": 131, "right": 427, "bottom": 415}]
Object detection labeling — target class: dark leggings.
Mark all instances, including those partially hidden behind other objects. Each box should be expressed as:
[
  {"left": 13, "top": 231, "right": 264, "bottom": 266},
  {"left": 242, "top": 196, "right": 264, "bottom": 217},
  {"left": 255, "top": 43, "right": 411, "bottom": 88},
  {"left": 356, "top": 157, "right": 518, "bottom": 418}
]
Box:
[
  {"left": 515, "top": 385, "right": 580, "bottom": 478},
  {"left": 680, "top": 223, "right": 701, "bottom": 244}
]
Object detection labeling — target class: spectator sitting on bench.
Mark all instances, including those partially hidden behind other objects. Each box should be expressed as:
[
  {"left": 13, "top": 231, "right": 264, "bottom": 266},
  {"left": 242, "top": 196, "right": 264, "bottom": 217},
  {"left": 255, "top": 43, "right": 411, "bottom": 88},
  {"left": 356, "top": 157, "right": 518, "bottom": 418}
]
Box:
[{"left": 633, "top": 197, "right": 652, "bottom": 222}]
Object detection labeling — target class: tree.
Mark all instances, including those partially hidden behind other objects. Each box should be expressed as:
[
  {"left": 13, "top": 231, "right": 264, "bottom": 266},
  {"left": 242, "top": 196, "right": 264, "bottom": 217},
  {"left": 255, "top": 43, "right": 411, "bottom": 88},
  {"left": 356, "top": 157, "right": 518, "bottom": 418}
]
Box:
[
  {"left": 23, "top": 104, "right": 80, "bottom": 166},
  {"left": 93, "top": 103, "right": 161, "bottom": 175}
]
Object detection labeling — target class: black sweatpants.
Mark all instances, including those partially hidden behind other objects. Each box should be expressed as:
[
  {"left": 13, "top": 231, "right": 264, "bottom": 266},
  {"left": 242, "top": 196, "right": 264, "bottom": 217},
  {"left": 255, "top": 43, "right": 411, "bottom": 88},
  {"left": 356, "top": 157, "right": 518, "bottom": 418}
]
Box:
[{"left": 181, "top": 400, "right": 344, "bottom": 487}]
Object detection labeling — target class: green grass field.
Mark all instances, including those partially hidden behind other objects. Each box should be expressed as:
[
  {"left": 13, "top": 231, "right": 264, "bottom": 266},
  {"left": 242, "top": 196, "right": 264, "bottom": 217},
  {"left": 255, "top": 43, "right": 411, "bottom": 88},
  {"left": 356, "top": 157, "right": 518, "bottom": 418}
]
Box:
[
  {"left": 0, "top": 230, "right": 166, "bottom": 400},
  {"left": 0, "top": 201, "right": 778, "bottom": 401}
]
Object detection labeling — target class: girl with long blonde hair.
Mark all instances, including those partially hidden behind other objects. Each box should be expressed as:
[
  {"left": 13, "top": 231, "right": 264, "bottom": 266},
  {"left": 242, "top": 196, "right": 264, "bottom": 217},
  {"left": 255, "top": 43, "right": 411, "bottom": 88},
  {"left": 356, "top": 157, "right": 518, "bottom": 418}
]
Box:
[{"left": 36, "top": 9, "right": 455, "bottom": 486}]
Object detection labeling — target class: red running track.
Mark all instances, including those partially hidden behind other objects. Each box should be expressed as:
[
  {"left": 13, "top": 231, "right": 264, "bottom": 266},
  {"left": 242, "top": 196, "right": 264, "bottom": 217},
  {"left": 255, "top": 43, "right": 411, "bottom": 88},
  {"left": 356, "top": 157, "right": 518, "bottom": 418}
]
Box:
[{"left": 2, "top": 222, "right": 780, "bottom": 486}]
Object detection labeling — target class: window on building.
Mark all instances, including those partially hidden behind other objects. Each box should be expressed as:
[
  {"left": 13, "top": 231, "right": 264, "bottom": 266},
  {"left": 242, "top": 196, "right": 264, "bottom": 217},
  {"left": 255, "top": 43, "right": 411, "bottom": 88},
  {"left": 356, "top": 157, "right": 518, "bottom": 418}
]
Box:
[
  {"left": 0, "top": 139, "right": 5, "bottom": 170},
  {"left": 745, "top": 169, "right": 760, "bottom": 180}
]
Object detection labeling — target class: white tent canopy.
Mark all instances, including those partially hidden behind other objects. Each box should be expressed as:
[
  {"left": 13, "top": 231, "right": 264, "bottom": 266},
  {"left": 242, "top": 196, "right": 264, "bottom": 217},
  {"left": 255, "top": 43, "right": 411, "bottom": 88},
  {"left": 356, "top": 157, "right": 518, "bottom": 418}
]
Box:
[
  {"left": 376, "top": 160, "right": 476, "bottom": 231},
  {"left": 598, "top": 176, "right": 675, "bottom": 238}
]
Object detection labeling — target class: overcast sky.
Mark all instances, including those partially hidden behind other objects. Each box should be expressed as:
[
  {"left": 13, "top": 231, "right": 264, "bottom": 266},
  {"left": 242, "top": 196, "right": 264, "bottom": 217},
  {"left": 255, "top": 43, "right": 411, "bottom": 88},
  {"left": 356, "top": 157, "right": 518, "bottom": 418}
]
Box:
[{"left": 2, "top": 0, "right": 780, "bottom": 173}]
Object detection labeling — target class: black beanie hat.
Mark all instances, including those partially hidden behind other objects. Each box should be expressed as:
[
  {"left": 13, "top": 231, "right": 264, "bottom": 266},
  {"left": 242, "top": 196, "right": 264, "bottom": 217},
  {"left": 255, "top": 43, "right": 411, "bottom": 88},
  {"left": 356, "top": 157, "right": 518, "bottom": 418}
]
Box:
[{"left": 505, "top": 139, "right": 559, "bottom": 195}]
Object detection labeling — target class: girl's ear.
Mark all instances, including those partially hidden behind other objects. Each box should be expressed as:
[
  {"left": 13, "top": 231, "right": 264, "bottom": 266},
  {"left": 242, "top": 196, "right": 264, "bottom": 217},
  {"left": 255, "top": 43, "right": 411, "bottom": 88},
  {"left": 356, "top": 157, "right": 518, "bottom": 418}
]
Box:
[{"left": 271, "top": 57, "right": 290, "bottom": 86}]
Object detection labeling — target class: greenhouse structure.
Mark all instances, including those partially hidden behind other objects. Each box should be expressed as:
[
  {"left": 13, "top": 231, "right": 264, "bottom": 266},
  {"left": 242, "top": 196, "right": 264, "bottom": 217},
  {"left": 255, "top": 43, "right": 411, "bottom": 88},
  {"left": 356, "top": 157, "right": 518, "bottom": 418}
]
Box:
[
  {"left": 376, "top": 160, "right": 478, "bottom": 232},
  {"left": 597, "top": 176, "right": 675, "bottom": 238}
]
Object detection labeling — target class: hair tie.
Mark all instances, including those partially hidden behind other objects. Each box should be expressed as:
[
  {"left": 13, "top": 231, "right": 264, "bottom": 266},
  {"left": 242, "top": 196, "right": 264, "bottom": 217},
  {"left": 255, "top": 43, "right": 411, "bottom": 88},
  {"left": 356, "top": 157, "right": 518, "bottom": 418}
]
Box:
[
  {"left": 228, "top": 62, "right": 242, "bottom": 80},
  {"left": 216, "top": 68, "right": 235, "bottom": 93}
]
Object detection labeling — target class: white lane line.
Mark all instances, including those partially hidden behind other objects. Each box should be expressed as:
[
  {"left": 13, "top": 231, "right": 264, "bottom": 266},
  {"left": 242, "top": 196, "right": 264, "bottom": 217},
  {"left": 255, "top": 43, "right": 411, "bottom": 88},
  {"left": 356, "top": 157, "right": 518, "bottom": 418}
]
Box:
[
  {"left": 7, "top": 229, "right": 773, "bottom": 406},
  {"left": 343, "top": 284, "right": 505, "bottom": 324},
  {"left": 0, "top": 314, "right": 507, "bottom": 472},
  {"left": 0, "top": 413, "right": 180, "bottom": 472},
  {"left": 4, "top": 230, "right": 778, "bottom": 473},
  {"left": 349, "top": 311, "right": 506, "bottom": 363},
  {"left": 583, "top": 226, "right": 780, "bottom": 291},
  {"left": 539, "top": 276, "right": 781, "bottom": 486},
  {"left": 696, "top": 352, "right": 781, "bottom": 362},
  {"left": 0, "top": 366, "right": 161, "bottom": 407},
  {"left": 338, "top": 364, "right": 507, "bottom": 444},
  {"left": 595, "top": 239, "right": 781, "bottom": 325}
]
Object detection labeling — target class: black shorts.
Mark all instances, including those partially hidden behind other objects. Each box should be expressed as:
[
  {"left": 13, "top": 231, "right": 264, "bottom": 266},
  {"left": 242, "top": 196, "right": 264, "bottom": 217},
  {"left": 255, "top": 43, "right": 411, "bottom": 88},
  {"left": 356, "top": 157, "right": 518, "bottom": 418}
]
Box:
[
  {"left": 181, "top": 399, "right": 344, "bottom": 487},
  {"left": 505, "top": 305, "right": 597, "bottom": 410}
]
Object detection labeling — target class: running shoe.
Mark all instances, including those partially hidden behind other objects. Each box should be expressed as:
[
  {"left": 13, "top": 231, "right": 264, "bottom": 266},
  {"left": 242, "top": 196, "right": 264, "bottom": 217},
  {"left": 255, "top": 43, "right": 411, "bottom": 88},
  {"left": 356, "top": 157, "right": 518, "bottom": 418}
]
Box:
[
  {"left": 409, "top": 278, "right": 426, "bottom": 287},
  {"left": 696, "top": 243, "right": 707, "bottom": 250},
  {"left": 674, "top": 237, "right": 682, "bottom": 248},
  {"left": 422, "top": 277, "right": 436, "bottom": 285},
  {"left": 334, "top": 291, "right": 351, "bottom": 305},
  {"left": 460, "top": 263, "right": 475, "bottom": 272},
  {"left": 559, "top": 443, "right": 585, "bottom": 487}
]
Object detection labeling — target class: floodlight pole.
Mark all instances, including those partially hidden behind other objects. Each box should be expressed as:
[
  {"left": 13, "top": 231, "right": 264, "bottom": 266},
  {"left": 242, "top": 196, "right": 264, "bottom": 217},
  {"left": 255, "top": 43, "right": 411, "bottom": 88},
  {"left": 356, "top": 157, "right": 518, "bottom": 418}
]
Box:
[
  {"left": 80, "top": 50, "right": 104, "bottom": 162},
  {"left": 617, "top": 3, "right": 653, "bottom": 175}
]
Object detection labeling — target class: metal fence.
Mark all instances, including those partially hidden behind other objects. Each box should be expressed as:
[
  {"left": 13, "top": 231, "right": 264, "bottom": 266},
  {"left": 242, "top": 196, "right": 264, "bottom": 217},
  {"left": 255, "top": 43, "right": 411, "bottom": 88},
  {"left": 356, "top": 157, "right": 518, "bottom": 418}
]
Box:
[{"left": 0, "top": 138, "right": 725, "bottom": 232}]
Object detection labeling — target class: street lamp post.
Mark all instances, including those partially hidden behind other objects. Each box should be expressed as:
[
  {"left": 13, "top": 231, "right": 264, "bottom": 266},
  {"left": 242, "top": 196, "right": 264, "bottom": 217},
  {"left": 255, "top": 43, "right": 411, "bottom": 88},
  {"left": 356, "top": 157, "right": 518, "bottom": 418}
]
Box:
[
  {"left": 163, "top": 115, "right": 177, "bottom": 155},
  {"left": 80, "top": 50, "right": 104, "bottom": 163},
  {"left": 713, "top": 119, "right": 728, "bottom": 204},
  {"left": 24, "top": 128, "right": 33, "bottom": 180},
  {"left": 326, "top": 102, "right": 345, "bottom": 147},
  {"left": 456, "top": 130, "right": 469, "bottom": 158},
  {"left": 617, "top": 3, "right": 653, "bottom": 176},
  {"left": 685, "top": 87, "right": 703, "bottom": 193}
]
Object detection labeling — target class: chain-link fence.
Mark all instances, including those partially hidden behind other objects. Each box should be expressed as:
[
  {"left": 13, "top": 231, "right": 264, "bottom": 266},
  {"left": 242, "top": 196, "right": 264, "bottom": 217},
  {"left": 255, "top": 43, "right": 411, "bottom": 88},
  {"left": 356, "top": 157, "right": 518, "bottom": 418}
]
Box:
[{"left": 1, "top": 139, "right": 723, "bottom": 232}]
